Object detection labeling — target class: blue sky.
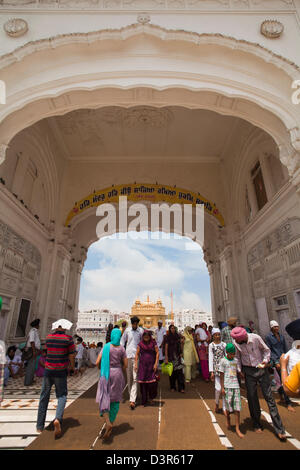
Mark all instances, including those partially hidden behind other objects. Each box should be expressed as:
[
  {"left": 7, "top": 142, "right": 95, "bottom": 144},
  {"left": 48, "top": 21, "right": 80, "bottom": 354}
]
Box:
[{"left": 79, "top": 232, "right": 211, "bottom": 314}]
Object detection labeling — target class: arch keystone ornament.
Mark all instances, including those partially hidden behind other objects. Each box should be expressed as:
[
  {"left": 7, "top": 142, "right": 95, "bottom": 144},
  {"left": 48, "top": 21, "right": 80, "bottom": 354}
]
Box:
[{"left": 137, "top": 13, "right": 151, "bottom": 24}]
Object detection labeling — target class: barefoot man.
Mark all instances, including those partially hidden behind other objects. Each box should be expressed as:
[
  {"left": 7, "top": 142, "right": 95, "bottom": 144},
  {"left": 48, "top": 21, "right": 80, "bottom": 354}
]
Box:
[
  {"left": 231, "top": 326, "right": 287, "bottom": 442},
  {"left": 36, "top": 319, "right": 75, "bottom": 438}
]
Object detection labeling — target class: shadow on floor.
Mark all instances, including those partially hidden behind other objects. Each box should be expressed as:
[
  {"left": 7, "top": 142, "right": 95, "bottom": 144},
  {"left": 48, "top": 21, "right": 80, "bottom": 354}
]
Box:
[
  {"left": 100, "top": 422, "right": 135, "bottom": 445},
  {"left": 45, "top": 417, "right": 81, "bottom": 438}
]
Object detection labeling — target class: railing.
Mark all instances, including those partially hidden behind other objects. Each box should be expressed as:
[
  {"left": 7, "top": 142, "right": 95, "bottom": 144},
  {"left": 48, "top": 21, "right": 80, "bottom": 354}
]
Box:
[{"left": 286, "top": 240, "right": 300, "bottom": 267}]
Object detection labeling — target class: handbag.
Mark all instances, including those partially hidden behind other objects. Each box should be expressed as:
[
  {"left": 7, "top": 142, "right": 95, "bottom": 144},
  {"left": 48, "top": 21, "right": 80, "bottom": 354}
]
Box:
[{"left": 161, "top": 362, "right": 173, "bottom": 377}]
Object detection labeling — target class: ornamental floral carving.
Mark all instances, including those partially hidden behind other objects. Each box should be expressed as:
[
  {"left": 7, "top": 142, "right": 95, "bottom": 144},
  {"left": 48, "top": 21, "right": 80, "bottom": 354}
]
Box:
[
  {"left": 57, "top": 106, "right": 174, "bottom": 133},
  {"left": 260, "top": 20, "right": 284, "bottom": 39},
  {"left": 3, "top": 18, "right": 28, "bottom": 38},
  {"left": 121, "top": 107, "right": 174, "bottom": 128}
]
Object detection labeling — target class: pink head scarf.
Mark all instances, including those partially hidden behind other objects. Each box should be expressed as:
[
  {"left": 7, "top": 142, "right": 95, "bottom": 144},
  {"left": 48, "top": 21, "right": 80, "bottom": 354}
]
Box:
[{"left": 230, "top": 326, "right": 248, "bottom": 342}]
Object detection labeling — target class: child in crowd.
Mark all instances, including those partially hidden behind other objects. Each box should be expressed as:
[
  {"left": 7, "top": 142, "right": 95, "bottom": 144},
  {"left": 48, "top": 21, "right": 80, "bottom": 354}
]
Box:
[
  {"left": 35, "top": 349, "right": 47, "bottom": 377},
  {"left": 6, "top": 346, "right": 24, "bottom": 379},
  {"left": 219, "top": 343, "right": 244, "bottom": 439},
  {"left": 75, "top": 337, "right": 86, "bottom": 376},
  {"left": 208, "top": 328, "right": 226, "bottom": 414}
]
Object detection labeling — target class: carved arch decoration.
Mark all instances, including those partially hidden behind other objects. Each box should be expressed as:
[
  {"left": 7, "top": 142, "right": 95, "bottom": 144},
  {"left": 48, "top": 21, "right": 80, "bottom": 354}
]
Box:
[
  {"left": 0, "top": 23, "right": 299, "bottom": 77},
  {"left": 0, "top": 23, "right": 299, "bottom": 175}
]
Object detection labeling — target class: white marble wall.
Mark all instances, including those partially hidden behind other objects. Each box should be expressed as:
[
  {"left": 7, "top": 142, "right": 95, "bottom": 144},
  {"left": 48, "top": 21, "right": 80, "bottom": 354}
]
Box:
[{"left": 0, "top": 0, "right": 299, "bottom": 343}]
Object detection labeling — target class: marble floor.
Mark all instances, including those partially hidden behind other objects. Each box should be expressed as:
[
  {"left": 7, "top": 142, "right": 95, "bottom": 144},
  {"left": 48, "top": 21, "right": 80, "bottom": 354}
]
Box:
[{"left": 0, "top": 367, "right": 99, "bottom": 449}]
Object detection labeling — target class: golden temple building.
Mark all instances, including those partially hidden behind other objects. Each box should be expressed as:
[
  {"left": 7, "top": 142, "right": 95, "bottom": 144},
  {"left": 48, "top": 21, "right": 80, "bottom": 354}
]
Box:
[{"left": 131, "top": 296, "right": 166, "bottom": 328}]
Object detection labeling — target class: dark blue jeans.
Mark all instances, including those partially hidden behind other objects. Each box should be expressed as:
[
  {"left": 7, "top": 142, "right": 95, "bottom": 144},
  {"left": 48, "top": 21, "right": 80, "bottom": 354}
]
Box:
[
  {"left": 37, "top": 375, "right": 68, "bottom": 431},
  {"left": 243, "top": 366, "right": 285, "bottom": 435}
]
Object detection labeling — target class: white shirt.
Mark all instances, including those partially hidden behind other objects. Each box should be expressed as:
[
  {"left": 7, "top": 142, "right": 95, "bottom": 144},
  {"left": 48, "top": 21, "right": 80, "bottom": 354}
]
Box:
[
  {"left": 285, "top": 341, "right": 300, "bottom": 374},
  {"left": 0, "top": 341, "right": 5, "bottom": 365},
  {"left": 26, "top": 328, "right": 41, "bottom": 350},
  {"left": 195, "top": 327, "right": 208, "bottom": 347},
  {"left": 76, "top": 343, "right": 84, "bottom": 359},
  {"left": 88, "top": 348, "right": 99, "bottom": 365},
  {"left": 155, "top": 326, "right": 166, "bottom": 345},
  {"left": 208, "top": 341, "right": 226, "bottom": 374},
  {"left": 6, "top": 355, "right": 22, "bottom": 375},
  {"left": 120, "top": 326, "right": 143, "bottom": 359},
  {"left": 155, "top": 326, "right": 167, "bottom": 361}
]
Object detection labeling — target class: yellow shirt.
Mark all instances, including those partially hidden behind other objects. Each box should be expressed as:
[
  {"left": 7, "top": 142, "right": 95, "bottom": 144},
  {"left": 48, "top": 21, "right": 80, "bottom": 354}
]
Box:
[{"left": 284, "top": 362, "right": 300, "bottom": 393}]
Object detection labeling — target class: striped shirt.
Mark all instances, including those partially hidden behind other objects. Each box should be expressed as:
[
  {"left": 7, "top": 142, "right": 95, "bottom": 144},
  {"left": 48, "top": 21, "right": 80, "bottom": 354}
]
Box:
[
  {"left": 44, "top": 331, "right": 75, "bottom": 377},
  {"left": 221, "top": 326, "right": 233, "bottom": 344}
]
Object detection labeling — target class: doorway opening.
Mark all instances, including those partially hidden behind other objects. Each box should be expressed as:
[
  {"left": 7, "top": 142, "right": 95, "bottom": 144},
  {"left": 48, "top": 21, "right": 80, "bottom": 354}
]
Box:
[{"left": 77, "top": 231, "right": 211, "bottom": 344}]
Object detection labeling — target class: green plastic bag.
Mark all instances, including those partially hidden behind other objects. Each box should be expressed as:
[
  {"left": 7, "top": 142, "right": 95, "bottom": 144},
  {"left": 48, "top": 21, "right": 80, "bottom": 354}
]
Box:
[{"left": 161, "top": 362, "right": 173, "bottom": 377}]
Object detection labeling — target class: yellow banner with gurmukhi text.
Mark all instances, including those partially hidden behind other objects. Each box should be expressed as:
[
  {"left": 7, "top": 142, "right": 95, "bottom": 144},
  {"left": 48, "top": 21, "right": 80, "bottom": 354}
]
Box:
[{"left": 65, "top": 183, "right": 225, "bottom": 227}]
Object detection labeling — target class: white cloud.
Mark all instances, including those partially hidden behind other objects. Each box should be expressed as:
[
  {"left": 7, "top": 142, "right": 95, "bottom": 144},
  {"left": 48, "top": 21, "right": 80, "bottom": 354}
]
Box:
[
  {"left": 79, "top": 234, "right": 210, "bottom": 313},
  {"left": 175, "top": 290, "right": 208, "bottom": 311}
]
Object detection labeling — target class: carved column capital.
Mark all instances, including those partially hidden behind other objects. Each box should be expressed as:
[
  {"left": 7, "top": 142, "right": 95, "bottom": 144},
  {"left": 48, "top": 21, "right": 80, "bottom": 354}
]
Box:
[
  {"left": 0, "top": 144, "right": 9, "bottom": 165},
  {"left": 289, "top": 127, "right": 300, "bottom": 153},
  {"left": 207, "top": 262, "right": 214, "bottom": 276},
  {"left": 291, "top": 167, "right": 300, "bottom": 197},
  {"left": 222, "top": 245, "right": 233, "bottom": 261},
  {"left": 278, "top": 143, "right": 300, "bottom": 178}
]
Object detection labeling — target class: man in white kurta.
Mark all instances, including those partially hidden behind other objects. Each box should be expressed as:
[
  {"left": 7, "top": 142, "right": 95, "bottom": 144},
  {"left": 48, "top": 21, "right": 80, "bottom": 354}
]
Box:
[
  {"left": 120, "top": 316, "right": 143, "bottom": 409},
  {"left": 155, "top": 320, "right": 167, "bottom": 365}
]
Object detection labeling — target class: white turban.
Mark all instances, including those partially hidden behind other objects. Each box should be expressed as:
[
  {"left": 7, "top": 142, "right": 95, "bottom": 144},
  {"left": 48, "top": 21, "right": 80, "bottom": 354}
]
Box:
[
  {"left": 212, "top": 328, "right": 220, "bottom": 336},
  {"left": 270, "top": 320, "right": 279, "bottom": 329}
]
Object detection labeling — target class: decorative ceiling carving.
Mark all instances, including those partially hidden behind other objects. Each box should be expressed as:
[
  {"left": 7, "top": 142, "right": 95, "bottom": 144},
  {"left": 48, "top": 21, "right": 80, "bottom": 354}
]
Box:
[
  {"left": 48, "top": 105, "right": 244, "bottom": 160},
  {"left": 101, "top": 106, "right": 174, "bottom": 129}
]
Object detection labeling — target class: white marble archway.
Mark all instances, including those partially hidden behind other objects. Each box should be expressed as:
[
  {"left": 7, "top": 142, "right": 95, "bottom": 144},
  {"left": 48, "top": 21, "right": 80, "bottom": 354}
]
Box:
[
  {"left": 0, "top": 23, "right": 299, "bottom": 181},
  {"left": 1, "top": 23, "right": 300, "bottom": 342}
]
